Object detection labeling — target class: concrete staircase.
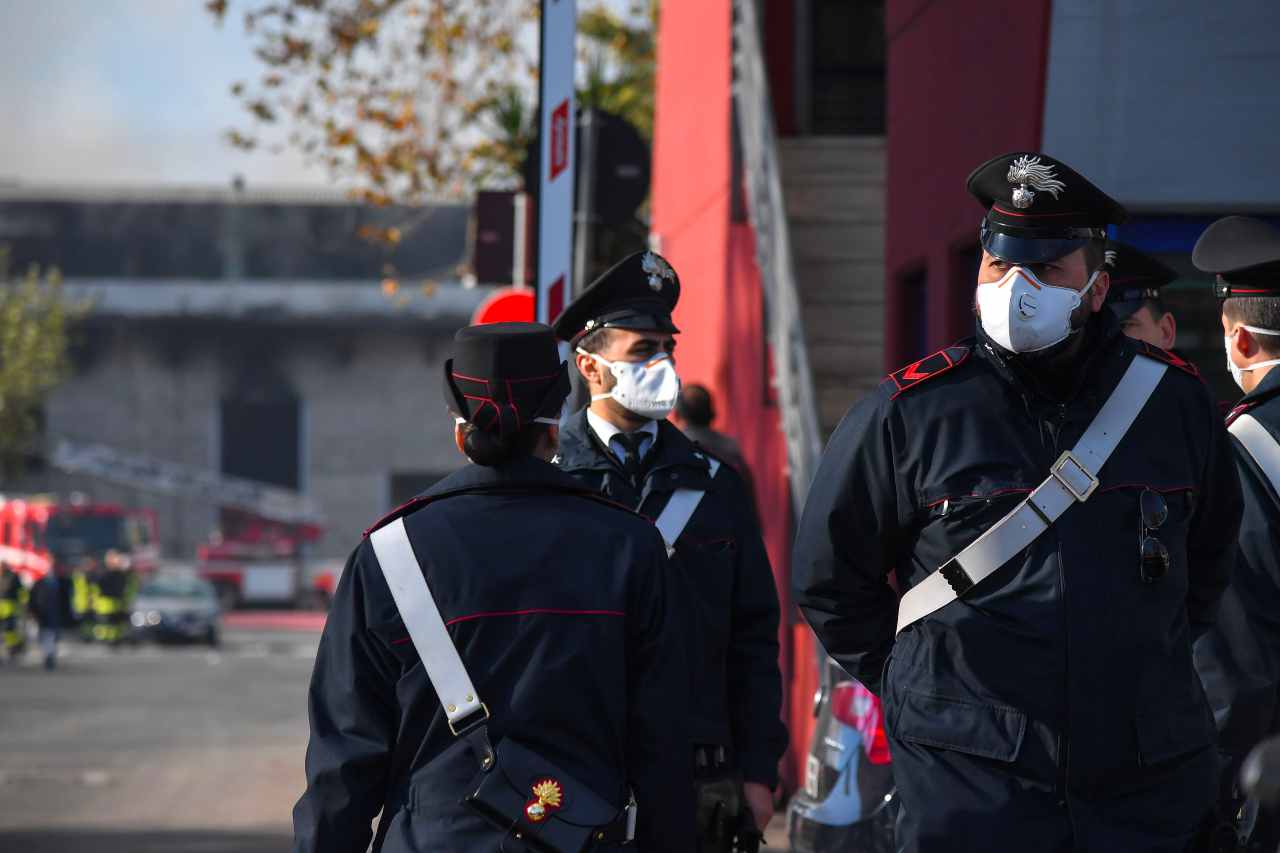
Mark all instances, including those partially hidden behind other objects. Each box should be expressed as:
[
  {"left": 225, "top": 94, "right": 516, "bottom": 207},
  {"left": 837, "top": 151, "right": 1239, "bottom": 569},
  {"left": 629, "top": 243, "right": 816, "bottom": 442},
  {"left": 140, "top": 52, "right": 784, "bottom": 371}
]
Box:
[{"left": 778, "top": 137, "right": 886, "bottom": 438}]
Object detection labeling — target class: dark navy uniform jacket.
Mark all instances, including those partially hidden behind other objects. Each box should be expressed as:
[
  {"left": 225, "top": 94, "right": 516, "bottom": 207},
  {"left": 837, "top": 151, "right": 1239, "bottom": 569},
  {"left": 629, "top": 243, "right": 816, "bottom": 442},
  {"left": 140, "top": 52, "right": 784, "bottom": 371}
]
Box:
[
  {"left": 292, "top": 456, "right": 695, "bottom": 853},
  {"left": 793, "top": 315, "right": 1241, "bottom": 810},
  {"left": 1196, "top": 368, "right": 1280, "bottom": 800},
  {"left": 557, "top": 411, "right": 787, "bottom": 788}
]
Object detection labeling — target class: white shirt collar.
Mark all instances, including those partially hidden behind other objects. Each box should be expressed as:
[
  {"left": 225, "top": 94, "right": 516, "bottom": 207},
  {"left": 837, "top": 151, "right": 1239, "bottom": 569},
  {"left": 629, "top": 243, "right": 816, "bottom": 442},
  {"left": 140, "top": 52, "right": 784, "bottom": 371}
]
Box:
[{"left": 586, "top": 409, "right": 658, "bottom": 459}]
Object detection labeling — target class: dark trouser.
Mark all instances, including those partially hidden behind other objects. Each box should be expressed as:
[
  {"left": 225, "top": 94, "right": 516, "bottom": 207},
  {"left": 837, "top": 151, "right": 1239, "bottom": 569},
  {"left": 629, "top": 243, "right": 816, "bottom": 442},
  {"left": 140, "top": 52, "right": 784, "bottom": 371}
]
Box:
[{"left": 890, "top": 732, "right": 1216, "bottom": 853}]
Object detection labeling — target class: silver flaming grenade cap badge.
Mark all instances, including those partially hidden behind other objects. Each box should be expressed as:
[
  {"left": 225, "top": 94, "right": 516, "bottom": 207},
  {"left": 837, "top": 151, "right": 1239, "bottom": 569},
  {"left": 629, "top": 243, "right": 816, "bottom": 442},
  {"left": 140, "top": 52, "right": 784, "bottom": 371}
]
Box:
[
  {"left": 1006, "top": 155, "right": 1066, "bottom": 210},
  {"left": 641, "top": 252, "right": 675, "bottom": 292}
]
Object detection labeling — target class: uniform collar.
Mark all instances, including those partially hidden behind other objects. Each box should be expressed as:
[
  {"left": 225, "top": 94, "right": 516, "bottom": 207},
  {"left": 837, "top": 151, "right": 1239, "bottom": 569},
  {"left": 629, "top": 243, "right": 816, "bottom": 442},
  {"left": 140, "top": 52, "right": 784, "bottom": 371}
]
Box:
[
  {"left": 976, "top": 309, "right": 1121, "bottom": 403},
  {"left": 558, "top": 409, "right": 713, "bottom": 477},
  {"left": 1239, "top": 363, "right": 1280, "bottom": 410},
  {"left": 424, "top": 454, "right": 583, "bottom": 497},
  {"left": 585, "top": 408, "right": 659, "bottom": 458}
]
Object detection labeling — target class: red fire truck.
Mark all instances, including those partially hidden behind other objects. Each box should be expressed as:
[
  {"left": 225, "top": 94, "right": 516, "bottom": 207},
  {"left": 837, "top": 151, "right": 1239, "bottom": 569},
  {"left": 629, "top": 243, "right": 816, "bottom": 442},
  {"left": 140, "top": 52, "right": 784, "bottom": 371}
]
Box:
[{"left": 0, "top": 495, "right": 159, "bottom": 585}]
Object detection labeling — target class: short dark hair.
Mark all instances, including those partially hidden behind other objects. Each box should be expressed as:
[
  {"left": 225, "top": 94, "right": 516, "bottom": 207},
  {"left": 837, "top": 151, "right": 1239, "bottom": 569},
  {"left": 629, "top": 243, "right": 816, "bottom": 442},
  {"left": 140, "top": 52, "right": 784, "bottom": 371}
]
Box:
[
  {"left": 576, "top": 327, "right": 615, "bottom": 355},
  {"left": 1084, "top": 239, "right": 1106, "bottom": 273},
  {"left": 1224, "top": 297, "right": 1280, "bottom": 355},
  {"left": 1143, "top": 297, "right": 1169, "bottom": 321},
  {"left": 676, "top": 384, "right": 715, "bottom": 427}
]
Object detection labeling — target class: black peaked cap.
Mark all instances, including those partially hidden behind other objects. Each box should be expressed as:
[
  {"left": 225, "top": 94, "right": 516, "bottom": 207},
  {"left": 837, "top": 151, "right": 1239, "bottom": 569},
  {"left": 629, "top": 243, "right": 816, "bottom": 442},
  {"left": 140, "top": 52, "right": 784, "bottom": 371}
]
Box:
[
  {"left": 1104, "top": 241, "right": 1178, "bottom": 321},
  {"left": 551, "top": 251, "right": 681, "bottom": 344},
  {"left": 967, "top": 151, "right": 1126, "bottom": 264},
  {"left": 1193, "top": 216, "right": 1280, "bottom": 298},
  {"left": 443, "top": 322, "right": 569, "bottom": 436}
]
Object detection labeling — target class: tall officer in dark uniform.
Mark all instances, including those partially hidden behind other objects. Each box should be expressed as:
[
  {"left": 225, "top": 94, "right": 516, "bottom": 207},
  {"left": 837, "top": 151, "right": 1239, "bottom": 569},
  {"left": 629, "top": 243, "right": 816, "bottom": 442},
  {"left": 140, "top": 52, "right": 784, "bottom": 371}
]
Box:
[
  {"left": 1105, "top": 242, "right": 1180, "bottom": 350},
  {"left": 293, "top": 323, "right": 695, "bottom": 853},
  {"left": 552, "top": 252, "right": 787, "bottom": 849},
  {"left": 793, "top": 152, "right": 1242, "bottom": 853},
  {"left": 1191, "top": 216, "right": 1280, "bottom": 849}
]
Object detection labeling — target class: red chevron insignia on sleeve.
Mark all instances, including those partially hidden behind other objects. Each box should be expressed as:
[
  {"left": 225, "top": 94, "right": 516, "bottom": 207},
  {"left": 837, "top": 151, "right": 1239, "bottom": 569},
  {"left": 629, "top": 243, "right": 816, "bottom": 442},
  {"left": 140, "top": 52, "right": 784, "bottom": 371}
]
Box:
[
  {"left": 1136, "top": 342, "right": 1200, "bottom": 378},
  {"left": 887, "top": 346, "right": 971, "bottom": 399}
]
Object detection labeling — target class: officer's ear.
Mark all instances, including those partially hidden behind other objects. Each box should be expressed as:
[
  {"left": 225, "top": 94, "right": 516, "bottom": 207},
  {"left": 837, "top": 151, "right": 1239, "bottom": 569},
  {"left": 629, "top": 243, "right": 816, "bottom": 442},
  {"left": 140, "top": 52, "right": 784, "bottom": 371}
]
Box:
[
  {"left": 453, "top": 422, "right": 468, "bottom": 458},
  {"left": 575, "top": 349, "right": 605, "bottom": 388},
  {"left": 1087, "top": 269, "right": 1111, "bottom": 313},
  {"left": 1159, "top": 311, "right": 1177, "bottom": 350}
]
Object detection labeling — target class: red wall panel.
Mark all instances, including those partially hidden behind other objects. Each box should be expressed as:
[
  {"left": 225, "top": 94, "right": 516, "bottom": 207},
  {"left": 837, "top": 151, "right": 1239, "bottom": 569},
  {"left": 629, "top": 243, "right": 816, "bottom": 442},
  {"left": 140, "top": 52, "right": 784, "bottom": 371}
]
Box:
[
  {"left": 652, "top": 0, "right": 799, "bottom": 790},
  {"left": 884, "top": 0, "right": 1052, "bottom": 368}
]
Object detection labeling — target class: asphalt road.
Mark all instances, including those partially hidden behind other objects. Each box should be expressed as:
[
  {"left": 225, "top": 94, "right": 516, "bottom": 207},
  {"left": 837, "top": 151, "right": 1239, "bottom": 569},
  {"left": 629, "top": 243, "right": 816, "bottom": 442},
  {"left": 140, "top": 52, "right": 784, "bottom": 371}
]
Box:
[
  {"left": 0, "top": 622, "right": 790, "bottom": 853},
  {"left": 0, "top": 626, "right": 318, "bottom": 853}
]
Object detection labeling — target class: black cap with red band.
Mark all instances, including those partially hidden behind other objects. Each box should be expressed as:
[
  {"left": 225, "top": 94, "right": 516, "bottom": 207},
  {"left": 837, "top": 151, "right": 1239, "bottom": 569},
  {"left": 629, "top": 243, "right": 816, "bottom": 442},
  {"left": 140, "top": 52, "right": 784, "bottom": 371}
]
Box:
[
  {"left": 1193, "top": 215, "right": 1280, "bottom": 299},
  {"left": 967, "top": 152, "right": 1126, "bottom": 265},
  {"left": 1104, "top": 242, "right": 1178, "bottom": 322},
  {"left": 443, "top": 322, "right": 569, "bottom": 437},
  {"left": 551, "top": 250, "right": 681, "bottom": 344}
]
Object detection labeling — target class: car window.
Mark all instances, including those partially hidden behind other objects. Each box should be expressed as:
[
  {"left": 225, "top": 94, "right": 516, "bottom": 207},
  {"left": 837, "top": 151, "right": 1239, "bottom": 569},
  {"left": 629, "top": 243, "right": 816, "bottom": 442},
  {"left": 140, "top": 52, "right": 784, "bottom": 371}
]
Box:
[{"left": 139, "top": 577, "right": 215, "bottom": 601}]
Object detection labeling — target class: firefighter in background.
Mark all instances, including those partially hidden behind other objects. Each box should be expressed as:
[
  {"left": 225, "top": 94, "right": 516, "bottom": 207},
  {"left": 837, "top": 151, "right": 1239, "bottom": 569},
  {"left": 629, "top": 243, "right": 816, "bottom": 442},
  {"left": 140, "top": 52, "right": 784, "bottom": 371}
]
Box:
[
  {"left": 71, "top": 552, "right": 95, "bottom": 641},
  {"left": 0, "top": 562, "right": 27, "bottom": 661},
  {"left": 90, "top": 556, "right": 136, "bottom": 645}
]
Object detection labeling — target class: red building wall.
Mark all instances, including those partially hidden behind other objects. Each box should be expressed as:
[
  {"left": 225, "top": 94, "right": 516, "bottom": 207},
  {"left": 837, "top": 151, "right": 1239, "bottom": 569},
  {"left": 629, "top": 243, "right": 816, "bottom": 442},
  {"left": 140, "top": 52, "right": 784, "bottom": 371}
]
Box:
[
  {"left": 884, "top": 0, "right": 1052, "bottom": 367},
  {"left": 651, "top": 0, "right": 799, "bottom": 789}
]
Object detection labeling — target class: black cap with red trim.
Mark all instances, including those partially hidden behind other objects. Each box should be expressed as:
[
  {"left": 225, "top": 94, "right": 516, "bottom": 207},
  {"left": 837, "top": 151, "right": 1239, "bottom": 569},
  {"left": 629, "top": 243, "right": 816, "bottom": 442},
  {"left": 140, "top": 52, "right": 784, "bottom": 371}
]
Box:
[
  {"left": 1192, "top": 215, "right": 1280, "bottom": 299},
  {"left": 967, "top": 152, "right": 1126, "bottom": 264},
  {"left": 1104, "top": 242, "right": 1178, "bottom": 321},
  {"left": 551, "top": 250, "right": 681, "bottom": 345},
  {"left": 443, "top": 322, "right": 569, "bottom": 437}
]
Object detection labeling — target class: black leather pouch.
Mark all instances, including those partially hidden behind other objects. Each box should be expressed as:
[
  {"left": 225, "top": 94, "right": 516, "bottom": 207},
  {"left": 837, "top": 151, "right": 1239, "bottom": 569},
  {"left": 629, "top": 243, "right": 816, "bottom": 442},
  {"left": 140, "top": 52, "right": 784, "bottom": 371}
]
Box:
[{"left": 464, "top": 738, "right": 620, "bottom": 853}]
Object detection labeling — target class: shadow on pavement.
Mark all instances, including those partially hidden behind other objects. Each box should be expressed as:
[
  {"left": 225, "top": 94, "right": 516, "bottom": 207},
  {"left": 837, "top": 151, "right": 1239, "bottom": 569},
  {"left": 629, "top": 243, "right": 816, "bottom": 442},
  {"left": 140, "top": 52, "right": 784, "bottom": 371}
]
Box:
[{"left": 0, "top": 828, "right": 291, "bottom": 853}]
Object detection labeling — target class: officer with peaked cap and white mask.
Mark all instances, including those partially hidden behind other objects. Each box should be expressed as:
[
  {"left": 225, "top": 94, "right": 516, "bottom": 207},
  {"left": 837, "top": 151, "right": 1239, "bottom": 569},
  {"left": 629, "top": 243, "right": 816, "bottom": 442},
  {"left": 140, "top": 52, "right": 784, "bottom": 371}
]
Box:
[
  {"left": 793, "top": 152, "right": 1242, "bottom": 852},
  {"left": 1191, "top": 216, "right": 1280, "bottom": 851},
  {"left": 553, "top": 252, "right": 787, "bottom": 851}
]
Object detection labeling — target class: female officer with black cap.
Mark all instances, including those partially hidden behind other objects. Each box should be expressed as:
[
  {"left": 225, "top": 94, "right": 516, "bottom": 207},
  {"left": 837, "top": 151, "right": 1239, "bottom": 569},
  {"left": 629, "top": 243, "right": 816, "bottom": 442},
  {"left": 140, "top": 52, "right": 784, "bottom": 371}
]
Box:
[
  {"left": 794, "top": 152, "right": 1242, "bottom": 852},
  {"left": 293, "top": 322, "right": 694, "bottom": 853}
]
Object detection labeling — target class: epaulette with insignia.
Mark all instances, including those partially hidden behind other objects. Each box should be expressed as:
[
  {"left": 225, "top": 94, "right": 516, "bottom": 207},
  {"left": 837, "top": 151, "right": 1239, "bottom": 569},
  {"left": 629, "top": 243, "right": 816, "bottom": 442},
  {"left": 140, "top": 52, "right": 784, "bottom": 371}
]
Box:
[
  {"left": 887, "top": 345, "right": 971, "bottom": 400},
  {"left": 1134, "top": 341, "right": 1200, "bottom": 378}
]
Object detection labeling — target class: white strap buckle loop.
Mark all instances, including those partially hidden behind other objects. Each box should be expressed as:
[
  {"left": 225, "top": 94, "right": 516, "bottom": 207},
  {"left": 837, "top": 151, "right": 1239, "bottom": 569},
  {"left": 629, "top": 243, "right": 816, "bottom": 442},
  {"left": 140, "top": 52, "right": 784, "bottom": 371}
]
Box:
[
  {"left": 1050, "top": 451, "right": 1099, "bottom": 502},
  {"left": 447, "top": 703, "right": 492, "bottom": 737}
]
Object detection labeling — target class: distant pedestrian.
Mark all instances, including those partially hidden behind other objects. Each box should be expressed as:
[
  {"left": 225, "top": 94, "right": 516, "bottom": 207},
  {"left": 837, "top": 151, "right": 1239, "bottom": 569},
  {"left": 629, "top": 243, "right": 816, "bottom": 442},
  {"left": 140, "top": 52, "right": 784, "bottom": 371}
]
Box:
[
  {"left": 673, "top": 383, "right": 758, "bottom": 515},
  {"left": 31, "top": 553, "right": 75, "bottom": 671}
]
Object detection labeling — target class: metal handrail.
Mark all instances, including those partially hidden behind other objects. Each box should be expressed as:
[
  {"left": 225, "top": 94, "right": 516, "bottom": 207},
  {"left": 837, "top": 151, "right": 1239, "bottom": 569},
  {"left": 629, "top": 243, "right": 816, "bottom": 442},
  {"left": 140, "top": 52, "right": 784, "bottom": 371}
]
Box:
[{"left": 731, "top": 0, "right": 824, "bottom": 513}]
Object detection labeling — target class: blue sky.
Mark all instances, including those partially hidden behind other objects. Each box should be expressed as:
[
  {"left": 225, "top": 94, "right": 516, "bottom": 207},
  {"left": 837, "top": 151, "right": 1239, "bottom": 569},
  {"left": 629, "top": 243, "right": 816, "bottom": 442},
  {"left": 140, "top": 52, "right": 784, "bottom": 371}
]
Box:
[
  {"left": 0, "top": 0, "right": 324, "bottom": 189},
  {"left": 0, "top": 0, "right": 642, "bottom": 193}
]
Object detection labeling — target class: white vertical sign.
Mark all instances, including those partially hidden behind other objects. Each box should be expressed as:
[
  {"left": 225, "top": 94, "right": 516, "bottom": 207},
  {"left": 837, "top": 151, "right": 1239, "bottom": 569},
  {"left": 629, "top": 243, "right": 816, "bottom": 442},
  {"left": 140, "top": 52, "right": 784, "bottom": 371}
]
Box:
[{"left": 536, "top": 0, "right": 576, "bottom": 325}]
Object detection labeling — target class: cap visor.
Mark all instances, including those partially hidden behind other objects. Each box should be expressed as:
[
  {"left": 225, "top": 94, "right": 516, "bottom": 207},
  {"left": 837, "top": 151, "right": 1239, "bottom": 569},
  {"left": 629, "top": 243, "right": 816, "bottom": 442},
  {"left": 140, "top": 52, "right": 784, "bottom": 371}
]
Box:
[
  {"left": 982, "top": 231, "right": 1089, "bottom": 265},
  {"left": 1107, "top": 300, "right": 1142, "bottom": 322}
]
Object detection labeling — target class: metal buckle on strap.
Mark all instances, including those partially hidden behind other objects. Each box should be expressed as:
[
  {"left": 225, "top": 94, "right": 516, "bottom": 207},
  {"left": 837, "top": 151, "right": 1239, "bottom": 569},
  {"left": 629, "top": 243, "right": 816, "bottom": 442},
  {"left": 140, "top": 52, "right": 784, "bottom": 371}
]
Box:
[
  {"left": 447, "top": 702, "right": 490, "bottom": 737},
  {"left": 1050, "top": 451, "right": 1099, "bottom": 502},
  {"left": 938, "top": 559, "right": 974, "bottom": 596}
]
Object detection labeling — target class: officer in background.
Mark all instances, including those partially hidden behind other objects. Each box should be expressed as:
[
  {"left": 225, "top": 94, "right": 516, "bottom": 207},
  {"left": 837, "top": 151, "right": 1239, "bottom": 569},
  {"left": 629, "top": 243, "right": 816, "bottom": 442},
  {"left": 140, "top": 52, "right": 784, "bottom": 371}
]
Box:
[
  {"left": 0, "top": 562, "right": 27, "bottom": 662},
  {"left": 552, "top": 252, "right": 786, "bottom": 851},
  {"left": 294, "top": 323, "right": 694, "bottom": 853},
  {"left": 673, "top": 384, "right": 757, "bottom": 516},
  {"left": 1106, "top": 241, "right": 1180, "bottom": 350},
  {"left": 1191, "top": 216, "right": 1280, "bottom": 850},
  {"left": 793, "top": 152, "right": 1242, "bottom": 852}
]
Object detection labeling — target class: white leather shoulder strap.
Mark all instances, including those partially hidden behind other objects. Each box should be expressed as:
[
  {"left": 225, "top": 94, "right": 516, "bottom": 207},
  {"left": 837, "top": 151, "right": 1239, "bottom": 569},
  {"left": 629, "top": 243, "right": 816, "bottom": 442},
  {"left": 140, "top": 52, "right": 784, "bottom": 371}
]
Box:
[
  {"left": 654, "top": 457, "right": 722, "bottom": 556},
  {"left": 369, "top": 517, "right": 487, "bottom": 733},
  {"left": 1230, "top": 413, "right": 1280, "bottom": 500},
  {"left": 896, "top": 354, "right": 1168, "bottom": 633}
]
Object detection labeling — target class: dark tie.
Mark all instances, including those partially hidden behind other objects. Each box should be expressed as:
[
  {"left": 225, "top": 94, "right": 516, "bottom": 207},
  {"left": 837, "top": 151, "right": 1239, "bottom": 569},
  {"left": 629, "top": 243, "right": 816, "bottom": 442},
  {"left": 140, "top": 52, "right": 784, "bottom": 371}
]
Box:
[{"left": 612, "top": 432, "right": 647, "bottom": 485}]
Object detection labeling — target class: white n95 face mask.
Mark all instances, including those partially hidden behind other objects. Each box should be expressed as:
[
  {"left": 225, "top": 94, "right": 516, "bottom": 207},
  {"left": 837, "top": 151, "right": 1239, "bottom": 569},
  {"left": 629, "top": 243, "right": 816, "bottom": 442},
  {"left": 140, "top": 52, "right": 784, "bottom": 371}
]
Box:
[
  {"left": 1224, "top": 325, "right": 1280, "bottom": 391},
  {"left": 976, "top": 265, "right": 1100, "bottom": 354},
  {"left": 578, "top": 348, "right": 681, "bottom": 420}
]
